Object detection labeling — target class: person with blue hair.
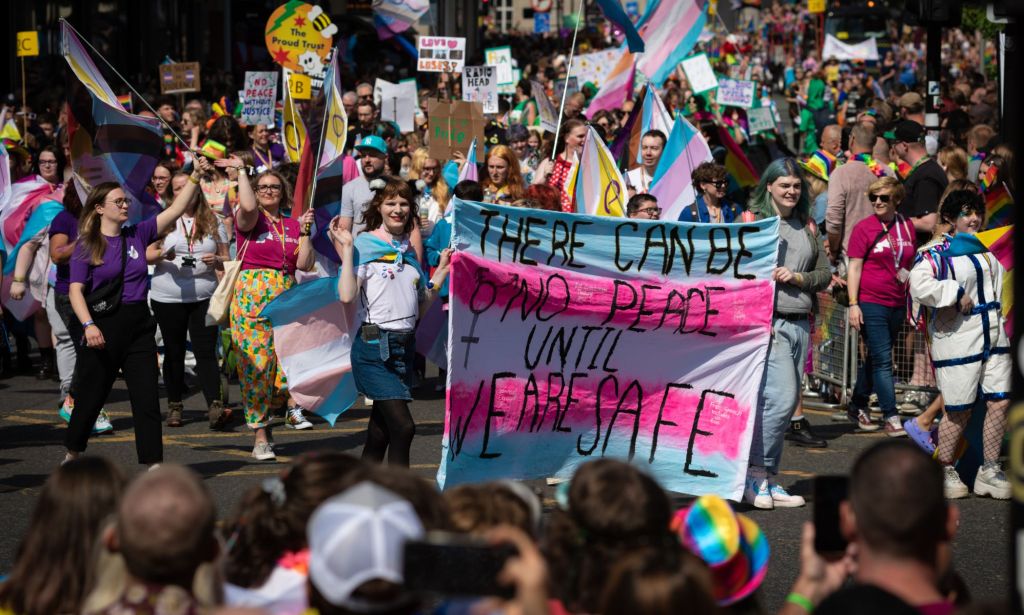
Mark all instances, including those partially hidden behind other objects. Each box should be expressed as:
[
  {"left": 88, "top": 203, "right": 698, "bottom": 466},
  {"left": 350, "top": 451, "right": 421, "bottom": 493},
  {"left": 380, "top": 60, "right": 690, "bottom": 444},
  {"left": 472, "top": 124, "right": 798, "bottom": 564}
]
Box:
[{"left": 745, "top": 158, "right": 831, "bottom": 510}]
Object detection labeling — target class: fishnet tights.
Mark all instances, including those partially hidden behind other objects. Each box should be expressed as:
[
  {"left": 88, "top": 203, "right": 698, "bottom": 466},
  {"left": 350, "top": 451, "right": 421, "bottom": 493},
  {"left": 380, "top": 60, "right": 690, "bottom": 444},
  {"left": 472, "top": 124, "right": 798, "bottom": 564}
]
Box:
[{"left": 935, "top": 399, "right": 1009, "bottom": 465}]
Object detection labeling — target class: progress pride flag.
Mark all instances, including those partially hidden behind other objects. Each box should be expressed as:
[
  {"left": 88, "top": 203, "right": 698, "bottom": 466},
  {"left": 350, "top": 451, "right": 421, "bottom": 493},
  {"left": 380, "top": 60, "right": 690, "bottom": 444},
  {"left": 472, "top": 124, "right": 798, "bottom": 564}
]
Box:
[{"left": 438, "top": 200, "right": 779, "bottom": 499}]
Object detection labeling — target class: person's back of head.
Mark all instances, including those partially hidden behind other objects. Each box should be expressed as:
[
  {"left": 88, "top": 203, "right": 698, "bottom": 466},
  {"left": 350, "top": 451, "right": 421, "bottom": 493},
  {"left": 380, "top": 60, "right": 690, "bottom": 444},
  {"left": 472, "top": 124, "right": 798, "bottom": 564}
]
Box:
[
  {"left": 0, "top": 457, "right": 125, "bottom": 615},
  {"left": 453, "top": 180, "right": 485, "bottom": 202},
  {"left": 600, "top": 545, "right": 719, "bottom": 615},
  {"left": 444, "top": 481, "right": 539, "bottom": 537},
  {"left": 115, "top": 464, "right": 217, "bottom": 588},
  {"left": 847, "top": 441, "right": 951, "bottom": 564},
  {"left": 849, "top": 124, "right": 875, "bottom": 155}
]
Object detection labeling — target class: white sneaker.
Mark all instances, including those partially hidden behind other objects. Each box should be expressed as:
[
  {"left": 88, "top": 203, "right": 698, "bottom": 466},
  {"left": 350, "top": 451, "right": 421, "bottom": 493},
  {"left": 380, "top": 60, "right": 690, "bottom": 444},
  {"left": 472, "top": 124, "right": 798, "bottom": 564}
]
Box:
[
  {"left": 743, "top": 468, "right": 773, "bottom": 509},
  {"left": 884, "top": 415, "right": 907, "bottom": 438},
  {"left": 364, "top": 396, "right": 374, "bottom": 406},
  {"left": 252, "top": 441, "right": 276, "bottom": 461},
  {"left": 286, "top": 406, "right": 313, "bottom": 430},
  {"left": 943, "top": 465, "right": 969, "bottom": 499},
  {"left": 768, "top": 483, "right": 806, "bottom": 508},
  {"left": 92, "top": 410, "right": 114, "bottom": 435},
  {"left": 974, "top": 462, "right": 1011, "bottom": 500}
]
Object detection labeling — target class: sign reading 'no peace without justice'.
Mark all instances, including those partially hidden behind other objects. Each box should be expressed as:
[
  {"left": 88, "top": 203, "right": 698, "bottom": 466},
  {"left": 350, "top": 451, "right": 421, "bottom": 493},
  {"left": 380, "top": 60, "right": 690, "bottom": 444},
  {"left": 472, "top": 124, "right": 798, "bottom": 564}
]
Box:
[{"left": 438, "top": 200, "right": 780, "bottom": 499}]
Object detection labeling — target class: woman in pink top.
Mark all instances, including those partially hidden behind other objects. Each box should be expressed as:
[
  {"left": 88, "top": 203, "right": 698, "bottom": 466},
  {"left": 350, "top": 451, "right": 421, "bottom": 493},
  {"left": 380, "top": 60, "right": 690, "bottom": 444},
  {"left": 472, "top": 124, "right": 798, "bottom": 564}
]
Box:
[
  {"left": 845, "top": 177, "right": 916, "bottom": 437},
  {"left": 226, "top": 156, "right": 315, "bottom": 461}
]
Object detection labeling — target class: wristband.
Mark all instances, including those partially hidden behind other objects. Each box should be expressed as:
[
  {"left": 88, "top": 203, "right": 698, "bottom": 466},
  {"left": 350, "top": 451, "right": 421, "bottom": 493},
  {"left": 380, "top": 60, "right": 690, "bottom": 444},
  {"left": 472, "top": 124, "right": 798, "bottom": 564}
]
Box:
[
  {"left": 82, "top": 320, "right": 95, "bottom": 329},
  {"left": 188, "top": 175, "right": 200, "bottom": 185},
  {"left": 786, "top": 592, "right": 814, "bottom": 613},
  {"left": 12, "top": 276, "right": 26, "bottom": 283},
  {"left": 848, "top": 302, "right": 858, "bottom": 306}
]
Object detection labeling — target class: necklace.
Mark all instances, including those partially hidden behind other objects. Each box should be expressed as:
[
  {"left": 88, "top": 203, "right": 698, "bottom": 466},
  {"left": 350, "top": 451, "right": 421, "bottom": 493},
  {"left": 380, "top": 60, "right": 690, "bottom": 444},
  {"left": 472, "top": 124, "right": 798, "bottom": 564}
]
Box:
[{"left": 851, "top": 153, "right": 888, "bottom": 178}]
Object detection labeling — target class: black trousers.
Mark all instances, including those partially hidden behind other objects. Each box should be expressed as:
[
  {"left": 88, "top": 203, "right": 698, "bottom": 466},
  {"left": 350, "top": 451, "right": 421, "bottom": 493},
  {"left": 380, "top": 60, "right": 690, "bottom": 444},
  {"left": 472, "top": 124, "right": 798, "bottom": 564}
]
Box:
[
  {"left": 65, "top": 303, "right": 162, "bottom": 464},
  {"left": 150, "top": 298, "right": 220, "bottom": 406}
]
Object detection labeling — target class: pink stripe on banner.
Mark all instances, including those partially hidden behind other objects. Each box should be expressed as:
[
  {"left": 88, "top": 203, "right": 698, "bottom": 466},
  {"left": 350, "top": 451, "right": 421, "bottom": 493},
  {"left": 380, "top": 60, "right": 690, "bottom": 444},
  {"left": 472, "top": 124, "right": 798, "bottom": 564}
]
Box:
[
  {"left": 273, "top": 301, "right": 358, "bottom": 358},
  {"left": 449, "top": 253, "right": 773, "bottom": 335}
]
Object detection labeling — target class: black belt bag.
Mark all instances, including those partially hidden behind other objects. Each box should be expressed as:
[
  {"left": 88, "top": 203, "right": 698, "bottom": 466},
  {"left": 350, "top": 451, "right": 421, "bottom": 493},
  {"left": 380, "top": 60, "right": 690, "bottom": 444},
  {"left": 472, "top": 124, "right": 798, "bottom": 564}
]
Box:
[{"left": 85, "top": 235, "right": 128, "bottom": 317}]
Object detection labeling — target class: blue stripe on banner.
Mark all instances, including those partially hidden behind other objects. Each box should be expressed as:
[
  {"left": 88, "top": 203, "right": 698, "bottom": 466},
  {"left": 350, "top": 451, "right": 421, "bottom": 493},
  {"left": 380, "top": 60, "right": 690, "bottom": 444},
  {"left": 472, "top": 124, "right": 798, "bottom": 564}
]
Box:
[{"left": 594, "top": 0, "right": 645, "bottom": 52}]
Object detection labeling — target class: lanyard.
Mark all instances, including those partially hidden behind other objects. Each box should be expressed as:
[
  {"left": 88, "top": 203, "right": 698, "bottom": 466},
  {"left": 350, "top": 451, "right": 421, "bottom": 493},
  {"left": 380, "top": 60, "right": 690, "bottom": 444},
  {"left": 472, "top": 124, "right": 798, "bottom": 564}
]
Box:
[
  {"left": 254, "top": 146, "right": 273, "bottom": 170},
  {"left": 907, "top": 156, "right": 931, "bottom": 177},
  {"left": 263, "top": 210, "right": 288, "bottom": 267},
  {"left": 180, "top": 217, "right": 197, "bottom": 255},
  {"left": 879, "top": 215, "right": 906, "bottom": 270}
]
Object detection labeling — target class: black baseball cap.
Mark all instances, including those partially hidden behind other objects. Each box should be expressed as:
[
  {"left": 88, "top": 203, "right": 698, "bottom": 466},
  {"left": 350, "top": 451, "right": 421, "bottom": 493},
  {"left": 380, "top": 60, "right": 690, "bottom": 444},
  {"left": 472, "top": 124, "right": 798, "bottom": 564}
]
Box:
[{"left": 884, "top": 120, "right": 925, "bottom": 144}]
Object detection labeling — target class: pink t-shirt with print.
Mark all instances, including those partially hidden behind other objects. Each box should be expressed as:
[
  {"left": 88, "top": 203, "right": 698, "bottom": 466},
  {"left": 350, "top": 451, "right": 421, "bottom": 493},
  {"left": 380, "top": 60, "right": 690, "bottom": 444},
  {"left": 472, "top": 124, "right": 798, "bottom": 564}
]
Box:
[{"left": 237, "top": 213, "right": 301, "bottom": 274}]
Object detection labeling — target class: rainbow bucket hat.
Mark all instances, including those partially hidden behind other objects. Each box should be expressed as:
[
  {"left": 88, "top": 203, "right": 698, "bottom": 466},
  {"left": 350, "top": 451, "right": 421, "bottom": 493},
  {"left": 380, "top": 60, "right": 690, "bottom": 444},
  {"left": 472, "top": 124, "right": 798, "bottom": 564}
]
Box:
[
  {"left": 671, "top": 495, "right": 770, "bottom": 606},
  {"left": 799, "top": 149, "right": 837, "bottom": 183}
]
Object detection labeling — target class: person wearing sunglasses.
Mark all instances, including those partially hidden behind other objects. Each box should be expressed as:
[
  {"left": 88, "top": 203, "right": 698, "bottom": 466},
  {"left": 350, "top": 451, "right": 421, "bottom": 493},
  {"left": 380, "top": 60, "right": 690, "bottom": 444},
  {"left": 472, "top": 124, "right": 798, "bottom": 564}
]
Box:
[
  {"left": 64, "top": 158, "right": 214, "bottom": 469},
  {"left": 679, "top": 162, "right": 744, "bottom": 223},
  {"left": 845, "top": 177, "right": 915, "bottom": 437},
  {"left": 626, "top": 194, "right": 661, "bottom": 220}
]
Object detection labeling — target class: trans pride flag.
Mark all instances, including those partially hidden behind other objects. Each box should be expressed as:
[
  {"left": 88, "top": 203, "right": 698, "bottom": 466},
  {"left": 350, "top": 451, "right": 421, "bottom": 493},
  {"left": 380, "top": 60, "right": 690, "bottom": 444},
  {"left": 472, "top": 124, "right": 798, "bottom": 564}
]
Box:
[
  {"left": 635, "top": 0, "right": 708, "bottom": 87},
  {"left": 649, "top": 115, "right": 714, "bottom": 221},
  {"left": 61, "top": 21, "right": 164, "bottom": 224},
  {"left": 585, "top": 47, "right": 635, "bottom": 116},
  {"left": 438, "top": 200, "right": 780, "bottom": 498}
]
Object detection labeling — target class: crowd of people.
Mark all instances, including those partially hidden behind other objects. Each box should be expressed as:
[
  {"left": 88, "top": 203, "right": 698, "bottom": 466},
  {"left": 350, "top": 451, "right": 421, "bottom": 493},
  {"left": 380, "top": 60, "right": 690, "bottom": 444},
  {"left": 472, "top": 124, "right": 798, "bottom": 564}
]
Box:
[
  {"left": 0, "top": 441, "right": 990, "bottom": 615},
  {"left": 0, "top": 0, "right": 1017, "bottom": 610}
]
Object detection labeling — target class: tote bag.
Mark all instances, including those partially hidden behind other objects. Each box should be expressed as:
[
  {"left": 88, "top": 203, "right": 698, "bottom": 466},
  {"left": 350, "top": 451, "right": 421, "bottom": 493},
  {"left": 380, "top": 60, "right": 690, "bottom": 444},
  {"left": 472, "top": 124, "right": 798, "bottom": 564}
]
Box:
[{"left": 206, "top": 233, "right": 251, "bottom": 326}]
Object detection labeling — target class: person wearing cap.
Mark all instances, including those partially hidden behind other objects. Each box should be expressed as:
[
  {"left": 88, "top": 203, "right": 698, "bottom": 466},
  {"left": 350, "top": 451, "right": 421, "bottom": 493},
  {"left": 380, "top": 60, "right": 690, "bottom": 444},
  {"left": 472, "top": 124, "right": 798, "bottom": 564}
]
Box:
[
  {"left": 886, "top": 119, "right": 947, "bottom": 246},
  {"left": 799, "top": 149, "right": 836, "bottom": 228},
  {"left": 897, "top": 92, "right": 938, "bottom": 156}
]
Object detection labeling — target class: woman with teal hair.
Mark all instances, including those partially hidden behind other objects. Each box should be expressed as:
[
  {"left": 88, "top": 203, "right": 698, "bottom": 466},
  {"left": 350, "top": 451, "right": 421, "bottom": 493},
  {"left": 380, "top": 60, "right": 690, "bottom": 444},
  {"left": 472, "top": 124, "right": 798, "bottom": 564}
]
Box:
[{"left": 745, "top": 158, "right": 831, "bottom": 510}]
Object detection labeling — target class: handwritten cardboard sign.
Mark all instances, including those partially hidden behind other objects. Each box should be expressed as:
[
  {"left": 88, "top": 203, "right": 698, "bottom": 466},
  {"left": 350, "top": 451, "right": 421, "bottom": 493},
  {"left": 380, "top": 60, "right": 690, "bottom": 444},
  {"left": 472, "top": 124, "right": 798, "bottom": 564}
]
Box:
[
  {"left": 417, "top": 36, "right": 466, "bottom": 73},
  {"left": 242, "top": 71, "right": 279, "bottom": 125},
  {"left": 747, "top": 106, "right": 776, "bottom": 134},
  {"left": 462, "top": 66, "right": 499, "bottom": 114},
  {"left": 680, "top": 53, "right": 718, "bottom": 95},
  {"left": 716, "top": 79, "right": 756, "bottom": 109},
  {"left": 427, "top": 99, "right": 485, "bottom": 160},
  {"left": 158, "top": 62, "right": 201, "bottom": 94},
  {"left": 484, "top": 46, "right": 514, "bottom": 85},
  {"left": 438, "top": 200, "right": 780, "bottom": 498}
]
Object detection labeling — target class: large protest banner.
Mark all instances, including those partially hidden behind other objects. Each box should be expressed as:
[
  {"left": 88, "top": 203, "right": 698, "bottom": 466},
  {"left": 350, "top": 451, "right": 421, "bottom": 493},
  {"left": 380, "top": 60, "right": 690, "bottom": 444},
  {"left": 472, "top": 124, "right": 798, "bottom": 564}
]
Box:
[{"left": 437, "top": 200, "right": 779, "bottom": 499}]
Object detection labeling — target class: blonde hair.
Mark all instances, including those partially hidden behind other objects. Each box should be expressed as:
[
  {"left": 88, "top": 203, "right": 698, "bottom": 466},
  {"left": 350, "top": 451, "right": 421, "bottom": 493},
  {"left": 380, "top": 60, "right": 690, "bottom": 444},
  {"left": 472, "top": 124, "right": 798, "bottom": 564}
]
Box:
[
  {"left": 937, "top": 146, "right": 968, "bottom": 181},
  {"left": 866, "top": 176, "right": 906, "bottom": 205},
  {"left": 408, "top": 147, "right": 450, "bottom": 209}
]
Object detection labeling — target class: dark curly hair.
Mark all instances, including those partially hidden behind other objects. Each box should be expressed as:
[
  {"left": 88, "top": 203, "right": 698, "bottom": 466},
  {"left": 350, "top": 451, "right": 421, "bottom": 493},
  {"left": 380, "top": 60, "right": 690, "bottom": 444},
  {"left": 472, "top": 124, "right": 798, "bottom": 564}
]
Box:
[
  {"left": 691, "top": 162, "right": 729, "bottom": 195},
  {"left": 938, "top": 188, "right": 985, "bottom": 227}
]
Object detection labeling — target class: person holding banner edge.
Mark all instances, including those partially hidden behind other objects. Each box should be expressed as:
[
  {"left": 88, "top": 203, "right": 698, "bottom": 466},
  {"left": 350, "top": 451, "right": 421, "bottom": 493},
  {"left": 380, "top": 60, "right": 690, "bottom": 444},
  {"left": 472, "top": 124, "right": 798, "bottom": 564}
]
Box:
[{"left": 745, "top": 158, "right": 831, "bottom": 510}]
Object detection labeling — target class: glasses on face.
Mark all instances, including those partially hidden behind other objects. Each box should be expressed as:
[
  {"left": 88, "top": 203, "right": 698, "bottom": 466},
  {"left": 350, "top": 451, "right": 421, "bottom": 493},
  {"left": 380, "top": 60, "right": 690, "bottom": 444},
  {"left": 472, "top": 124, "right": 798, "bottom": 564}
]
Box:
[
  {"left": 637, "top": 206, "right": 661, "bottom": 217},
  {"left": 106, "top": 197, "right": 132, "bottom": 208},
  {"left": 256, "top": 184, "right": 283, "bottom": 193},
  {"left": 869, "top": 193, "right": 891, "bottom": 203},
  {"left": 38, "top": 159, "right": 58, "bottom": 166},
  {"left": 706, "top": 180, "right": 728, "bottom": 189}
]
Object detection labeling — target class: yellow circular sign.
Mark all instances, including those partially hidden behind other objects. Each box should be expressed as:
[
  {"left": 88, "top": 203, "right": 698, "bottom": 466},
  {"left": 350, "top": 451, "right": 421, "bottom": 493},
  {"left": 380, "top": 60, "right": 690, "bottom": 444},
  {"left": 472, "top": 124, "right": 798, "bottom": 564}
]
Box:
[{"left": 265, "top": 1, "right": 336, "bottom": 76}]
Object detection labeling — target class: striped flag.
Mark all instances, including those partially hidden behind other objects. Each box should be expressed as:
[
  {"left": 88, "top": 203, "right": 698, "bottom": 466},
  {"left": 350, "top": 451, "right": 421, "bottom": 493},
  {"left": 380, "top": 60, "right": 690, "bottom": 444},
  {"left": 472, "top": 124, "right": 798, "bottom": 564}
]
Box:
[
  {"left": 61, "top": 21, "right": 164, "bottom": 224},
  {"left": 260, "top": 276, "right": 360, "bottom": 426},
  {"left": 374, "top": 0, "right": 428, "bottom": 38},
  {"left": 457, "top": 138, "right": 479, "bottom": 183},
  {"left": 594, "top": 0, "right": 645, "bottom": 52},
  {"left": 984, "top": 183, "right": 1012, "bottom": 229},
  {"left": 944, "top": 225, "right": 1014, "bottom": 335},
  {"left": 635, "top": 0, "right": 708, "bottom": 87},
  {"left": 719, "top": 126, "right": 759, "bottom": 188},
  {"left": 282, "top": 79, "right": 307, "bottom": 163},
  {"left": 569, "top": 125, "right": 628, "bottom": 217},
  {"left": 649, "top": 115, "right": 713, "bottom": 221},
  {"left": 0, "top": 175, "right": 62, "bottom": 268},
  {"left": 585, "top": 46, "right": 636, "bottom": 116}
]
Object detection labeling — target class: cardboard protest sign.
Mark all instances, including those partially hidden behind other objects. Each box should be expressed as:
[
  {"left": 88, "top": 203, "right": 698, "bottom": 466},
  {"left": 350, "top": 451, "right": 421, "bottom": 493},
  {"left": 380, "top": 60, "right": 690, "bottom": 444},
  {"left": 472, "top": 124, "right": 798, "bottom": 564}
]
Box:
[
  {"left": 374, "top": 78, "right": 418, "bottom": 133},
  {"left": 716, "top": 79, "right": 756, "bottom": 109},
  {"left": 438, "top": 200, "right": 779, "bottom": 498},
  {"left": 427, "top": 99, "right": 485, "bottom": 160},
  {"left": 265, "top": 1, "right": 336, "bottom": 80},
  {"left": 462, "top": 66, "right": 499, "bottom": 114},
  {"left": 747, "top": 106, "right": 776, "bottom": 134},
  {"left": 417, "top": 36, "right": 466, "bottom": 73},
  {"left": 242, "top": 72, "right": 279, "bottom": 125},
  {"left": 158, "top": 62, "right": 201, "bottom": 94},
  {"left": 531, "top": 81, "right": 558, "bottom": 133},
  {"left": 16, "top": 31, "right": 39, "bottom": 57},
  {"left": 484, "top": 46, "right": 514, "bottom": 87},
  {"left": 681, "top": 54, "right": 718, "bottom": 95}
]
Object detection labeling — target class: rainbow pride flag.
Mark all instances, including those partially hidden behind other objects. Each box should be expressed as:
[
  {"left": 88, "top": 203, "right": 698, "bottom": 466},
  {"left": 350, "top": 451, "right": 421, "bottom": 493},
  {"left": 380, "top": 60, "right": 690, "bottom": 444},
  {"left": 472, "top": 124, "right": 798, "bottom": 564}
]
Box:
[
  {"left": 946, "top": 225, "right": 1013, "bottom": 335},
  {"left": 719, "top": 126, "right": 758, "bottom": 188},
  {"left": 984, "top": 184, "right": 1012, "bottom": 229}
]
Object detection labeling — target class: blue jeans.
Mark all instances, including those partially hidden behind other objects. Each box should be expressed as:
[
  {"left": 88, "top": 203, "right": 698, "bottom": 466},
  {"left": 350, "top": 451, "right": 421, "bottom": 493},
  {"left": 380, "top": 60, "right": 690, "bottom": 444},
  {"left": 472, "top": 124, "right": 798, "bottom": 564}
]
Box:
[
  {"left": 751, "top": 317, "right": 810, "bottom": 475},
  {"left": 851, "top": 302, "right": 904, "bottom": 419}
]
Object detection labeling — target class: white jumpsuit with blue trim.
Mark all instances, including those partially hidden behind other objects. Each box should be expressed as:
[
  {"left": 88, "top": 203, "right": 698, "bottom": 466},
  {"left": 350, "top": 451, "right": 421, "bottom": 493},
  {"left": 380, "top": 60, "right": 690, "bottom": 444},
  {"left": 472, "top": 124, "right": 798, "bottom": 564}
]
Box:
[{"left": 909, "top": 243, "right": 1010, "bottom": 411}]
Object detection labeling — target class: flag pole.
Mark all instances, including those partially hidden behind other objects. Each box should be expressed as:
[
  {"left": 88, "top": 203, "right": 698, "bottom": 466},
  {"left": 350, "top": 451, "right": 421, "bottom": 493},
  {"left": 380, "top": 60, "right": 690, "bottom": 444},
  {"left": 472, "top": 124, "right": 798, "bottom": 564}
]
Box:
[
  {"left": 551, "top": 0, "right": 586, "bottom": 160},
  {"left": 307, "top": 48, "right": 338, "bottom": 216},
  {"left": 59, "top": 18, "right": 192, "bottom": 153}
]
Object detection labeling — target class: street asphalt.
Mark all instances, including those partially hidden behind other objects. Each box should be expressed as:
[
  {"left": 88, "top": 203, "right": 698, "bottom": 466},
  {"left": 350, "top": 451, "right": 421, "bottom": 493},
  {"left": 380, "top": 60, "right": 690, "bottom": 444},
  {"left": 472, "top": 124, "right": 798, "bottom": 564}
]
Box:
[{"left": 0, "top": 368, "right": 1011, "bottom": 611}]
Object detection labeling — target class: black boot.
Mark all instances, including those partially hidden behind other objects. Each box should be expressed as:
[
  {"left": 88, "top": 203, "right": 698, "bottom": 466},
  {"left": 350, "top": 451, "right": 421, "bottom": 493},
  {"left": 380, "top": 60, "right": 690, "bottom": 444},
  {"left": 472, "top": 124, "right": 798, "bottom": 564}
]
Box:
[
  {"left": 785, "top": 417, "right": 827, "bottom": 448},
  {"left": 36, "top": 347, "right": 56, "bottom": 380}
]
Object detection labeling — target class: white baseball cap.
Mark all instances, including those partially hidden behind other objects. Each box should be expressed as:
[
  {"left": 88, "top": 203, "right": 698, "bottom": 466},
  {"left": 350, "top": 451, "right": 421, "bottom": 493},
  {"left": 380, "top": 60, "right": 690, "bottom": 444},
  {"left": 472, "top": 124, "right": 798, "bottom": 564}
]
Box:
[{"left": 307, "top": 482, "right": 425, "bottom": 611}]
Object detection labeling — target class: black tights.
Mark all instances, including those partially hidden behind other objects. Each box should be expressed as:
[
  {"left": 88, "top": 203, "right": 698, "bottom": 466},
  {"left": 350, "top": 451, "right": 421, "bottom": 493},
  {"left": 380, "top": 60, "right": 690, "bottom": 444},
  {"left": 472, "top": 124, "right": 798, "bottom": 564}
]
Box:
[{"left": 362, "top": 399, "right": 416, "bottom": 466}]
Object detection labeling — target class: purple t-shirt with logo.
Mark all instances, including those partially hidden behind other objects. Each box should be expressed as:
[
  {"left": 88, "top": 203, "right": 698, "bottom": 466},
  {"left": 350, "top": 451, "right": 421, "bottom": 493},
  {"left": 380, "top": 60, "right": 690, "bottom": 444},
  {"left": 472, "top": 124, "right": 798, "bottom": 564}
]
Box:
[
  {"left": 70, "top": 218, "right": 158, "bottom": 305},
  {"left": 48, "top": 209, "right": 79, "bottom": 295}
]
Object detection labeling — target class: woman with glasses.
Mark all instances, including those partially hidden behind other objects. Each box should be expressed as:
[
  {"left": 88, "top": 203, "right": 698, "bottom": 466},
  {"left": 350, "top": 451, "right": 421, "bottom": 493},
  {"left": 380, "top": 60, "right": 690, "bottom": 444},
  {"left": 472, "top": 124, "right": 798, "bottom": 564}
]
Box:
[
  {"left": 64, "top": 160, "right": 210, "bottom": 468},
  {"left": 408, "top": 148, "right": 449, "bottom": 239},
  {"left": 228, "top": 158, "right": 316, "bottom": 461},
  {"left": 679, "top": 162, "right": 744, "bottom": 223},
  {"left": 845, "top": 177, "right": 915, "bottom": 438},
  {"left": 148, "top": 161, "right": 175, "bottom": 208},
  {"left": 745, "top": 158, "right": 831, "bottom": 510},
  {"left": 626, "top": 194, "right": 661, "bottom": 220}
]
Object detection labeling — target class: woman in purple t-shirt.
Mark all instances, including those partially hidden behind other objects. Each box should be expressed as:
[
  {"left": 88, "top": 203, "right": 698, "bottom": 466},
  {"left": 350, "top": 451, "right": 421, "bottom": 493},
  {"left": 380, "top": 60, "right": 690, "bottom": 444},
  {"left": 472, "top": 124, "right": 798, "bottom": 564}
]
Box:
[
  {"left": 63, "top": 160, "right": 207, "bottom": 468},
  {"left": 227, "top": 156, "right": 315, "bottom": 462},
  {"left": 846, "top": 177, "right": 916, "bottom": 437}
]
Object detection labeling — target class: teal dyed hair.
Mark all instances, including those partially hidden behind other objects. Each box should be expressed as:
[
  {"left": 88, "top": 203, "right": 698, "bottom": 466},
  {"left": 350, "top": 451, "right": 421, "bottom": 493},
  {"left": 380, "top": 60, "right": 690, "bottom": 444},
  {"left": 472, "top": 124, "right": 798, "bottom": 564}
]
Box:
[{"left": 747, "top": 158, "right": 811, "bottom": 223}]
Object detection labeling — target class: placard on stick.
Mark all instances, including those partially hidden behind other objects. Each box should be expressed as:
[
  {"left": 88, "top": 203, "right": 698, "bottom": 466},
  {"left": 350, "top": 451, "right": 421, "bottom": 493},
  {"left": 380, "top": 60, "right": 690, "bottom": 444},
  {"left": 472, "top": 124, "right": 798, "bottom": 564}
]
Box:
[
  {"left": 747, "top": 106, "right": 776, "bottom": 135},
  {"left": 716, "top": 79, "right": 756, "bottom": 109},
  {"left": 16, "top": 31, "right": 39, "bottom": 57},
  {"left": 417, "top": 36, "right": 466, "bottom": 73},
  {"left": 427, "top": 99, "right": 485, "bottom": 160},
  {"left": 159, "top": 62, "right": 201, "bottom": 94},
  {"left": 242, "top": 72, "right": 279, "bottom": 125},
  {"left": 462, "top": 66, "right": 499, "bottom": 114},
  {"left": 375, "top": 78, "right": 418, "bottom": 133},
  {"left": 680, "top": 54, "right": 718, "bottom": 95}
]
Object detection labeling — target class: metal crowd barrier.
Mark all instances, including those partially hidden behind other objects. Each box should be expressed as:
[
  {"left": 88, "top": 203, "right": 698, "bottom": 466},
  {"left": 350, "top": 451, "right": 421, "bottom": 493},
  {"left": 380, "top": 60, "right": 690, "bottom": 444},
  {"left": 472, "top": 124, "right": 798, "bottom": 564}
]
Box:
[{"left": 803, "top": 291, "right": 940, "bottom": 412}]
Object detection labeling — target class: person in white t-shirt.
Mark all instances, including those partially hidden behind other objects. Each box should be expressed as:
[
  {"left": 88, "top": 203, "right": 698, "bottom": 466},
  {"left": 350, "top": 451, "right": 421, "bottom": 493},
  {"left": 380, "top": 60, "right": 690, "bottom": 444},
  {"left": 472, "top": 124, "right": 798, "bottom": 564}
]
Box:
[
  {"left": 625, "top": 129, "right": 667, "bottom": 196},
  {"left": 147, "top": 187, "right": 229, "bottom": 429}
]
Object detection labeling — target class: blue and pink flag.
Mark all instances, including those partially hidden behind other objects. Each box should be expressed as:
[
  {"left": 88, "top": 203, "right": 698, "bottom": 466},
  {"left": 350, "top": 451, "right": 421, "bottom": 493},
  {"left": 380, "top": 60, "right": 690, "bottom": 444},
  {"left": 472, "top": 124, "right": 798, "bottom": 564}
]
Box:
[
  {"left": 585, "top": 46, "right": 636, "bottom": 116},
  {"left": 438, "top": 200, "right": 780, "bottom": 498},
  {"left": 374, "top": 0, "right": 429, "bottom": 39},
  {"left": 61, "top": 21, "right": 164, "bottom": 224},
  {"left": 635, "top": 0, "right": 708, "bottom": 87},
  {"left": 649, "top": 115, "right": 713, "bottom": 221},
  {"left": 458, "top": 138, "right": 479, "bottom": 183},
  {"left": 594, "top": 0, "right": 645, "bottom": 52}
]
